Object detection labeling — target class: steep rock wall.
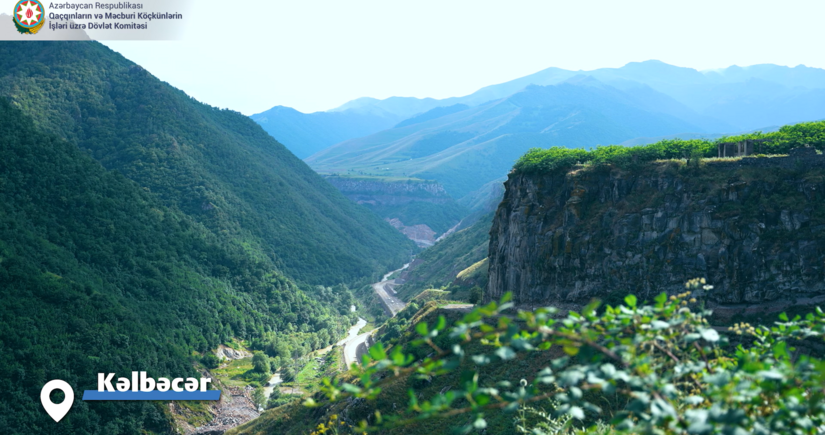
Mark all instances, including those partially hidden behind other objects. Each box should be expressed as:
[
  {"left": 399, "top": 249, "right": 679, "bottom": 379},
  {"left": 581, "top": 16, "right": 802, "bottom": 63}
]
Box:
[
  {"left": 487, "top": 148, "right": 825, "bottom": 318},
  {"left": 325, "top": 176, "right": 467, "bottom": 241},
  {"left": 325, "top": 177, "right": 452, "bottom": 205}
]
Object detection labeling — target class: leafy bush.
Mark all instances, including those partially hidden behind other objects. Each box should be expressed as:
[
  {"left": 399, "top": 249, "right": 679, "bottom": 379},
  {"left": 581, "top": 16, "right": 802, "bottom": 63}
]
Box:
[
  {"left": 468, "top": 286, "right": 483, "bottom": 304},
  {"left": 310, "top": 279, "right": 825, "bottom": 434},
  {"left": 201, "top": 353, "right": 221, "bottom": 369},
  {"left": 281, "top": 366, "right": 297, "bottom": 382},
  {"left": 253, "top": 351, "right": 271, "bottom": 374},
  {"left": 513, "top": 121, "right": 825, "bottom": 174}
]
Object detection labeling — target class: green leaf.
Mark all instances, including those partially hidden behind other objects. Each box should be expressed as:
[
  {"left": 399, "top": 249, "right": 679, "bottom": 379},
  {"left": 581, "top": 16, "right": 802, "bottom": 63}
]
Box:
[
  {"left": 435, "top": 315, "right": 446, "bottom": 330},
  {"left": 583, "top": 299, "right": 602, "bottom": 316},
  {"left": 779, "top": 312, "right": 789, "bottom": 322},
  {"left": 654, "top": 293, "right": 668, "bottom": 306},
  {"left": 684, "top": 333, "right": 701, "bottom": 343},
  {"left": 699, "top": 328, "right": 719, "bottom": 342},
  {"left": 563, "top": 345, "right": 579, "bottom": 356},
  {"left": 624, "top": 294, "right": 637, "bottom": 308},
  {"left": 772, "top": 340, "right": 788, "bottom": 359},
  {"left": 601, "top": 363, "right": 616, "bottom": 377},
  {"left": 390, "top": 346, "right": 406, "bottom": 365},
  {"left": 569, "top": 406, "right": 585, "bottom": 420},
  {"left": 471, "top": 355, "right": 491, "bottom": 365},
  {"left": 369, "top": 342, "right": 387, "bottom": 360},
  {"left": 495, "top": 347, "right": 516, "bottom": 360},
  {"left": 757, "top": 370, "right": 784, "bottom": 380},
  {"left": 342, "top": 383, "right": 362, "bottom": 394},
  {"left": 416, "top": 321, "right": 429, "bottom": 336},
  {"left": 684, "top": 396, "right": 704, "bottom": 405}
]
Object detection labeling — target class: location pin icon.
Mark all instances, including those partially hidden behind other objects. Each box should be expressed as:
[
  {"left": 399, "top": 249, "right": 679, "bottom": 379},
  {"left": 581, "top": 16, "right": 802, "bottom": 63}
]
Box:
[{"left": 40, "top": 380, "right": 74, "bottom": 422}]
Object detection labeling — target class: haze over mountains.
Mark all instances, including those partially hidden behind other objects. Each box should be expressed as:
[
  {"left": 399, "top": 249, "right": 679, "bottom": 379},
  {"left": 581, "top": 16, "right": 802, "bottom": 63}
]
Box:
[
  {"left": 250, "top": 106, "right": 401, "bottom": 159},
  {"left": 309, "top": 79, "right": 708, "bottom": 198},
  {"left": 253, "top": 60, "right": 825, "bottom": 208},
  {"left": 254, "top": 60, "right": 825, "bottom": 160}
]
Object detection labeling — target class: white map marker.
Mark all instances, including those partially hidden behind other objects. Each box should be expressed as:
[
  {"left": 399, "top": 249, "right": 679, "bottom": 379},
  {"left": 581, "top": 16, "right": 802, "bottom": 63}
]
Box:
[{"left": 40, "top": 380, "right": 74, "bottom": 422}]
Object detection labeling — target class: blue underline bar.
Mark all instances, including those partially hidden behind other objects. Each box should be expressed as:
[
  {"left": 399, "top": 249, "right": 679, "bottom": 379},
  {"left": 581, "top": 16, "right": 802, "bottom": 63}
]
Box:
[{"left": 82, "top": 390, "right": 221, "bottom": 401}]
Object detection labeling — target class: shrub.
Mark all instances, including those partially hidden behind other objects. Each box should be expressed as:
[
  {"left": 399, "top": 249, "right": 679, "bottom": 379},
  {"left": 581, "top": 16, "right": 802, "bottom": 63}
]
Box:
[
  {"left": 469, "top": 286, "right": 483, "bottom": 304},
  {"left": 310, "top": 278, "right": 825, "bottom": 434},
  {"left": 512, "top": 121, "right": 825, "bottom": 175},
  {"left": 252, "top": 351, "right": 271, "bottom": 374},
  {"left": 201, "top": 352, "right": 221, "bottom": 369}
]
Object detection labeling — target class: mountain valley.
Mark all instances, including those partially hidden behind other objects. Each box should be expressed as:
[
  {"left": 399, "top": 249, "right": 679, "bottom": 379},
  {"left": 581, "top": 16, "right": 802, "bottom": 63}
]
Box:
[{"left": 4, "top": 36, "right": 825, "bottom": 435}]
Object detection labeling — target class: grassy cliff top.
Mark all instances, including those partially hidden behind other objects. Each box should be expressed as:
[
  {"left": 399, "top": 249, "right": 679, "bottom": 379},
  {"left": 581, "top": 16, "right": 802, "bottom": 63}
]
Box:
[{"left": 513, "top": 120, "right": 825, "bottom": 175}]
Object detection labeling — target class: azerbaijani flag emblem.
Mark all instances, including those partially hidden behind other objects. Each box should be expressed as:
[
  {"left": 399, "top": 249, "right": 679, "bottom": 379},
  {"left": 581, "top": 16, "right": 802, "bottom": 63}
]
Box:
[{"left": 13, "top": 0, "right": 45, "bottom": 35}]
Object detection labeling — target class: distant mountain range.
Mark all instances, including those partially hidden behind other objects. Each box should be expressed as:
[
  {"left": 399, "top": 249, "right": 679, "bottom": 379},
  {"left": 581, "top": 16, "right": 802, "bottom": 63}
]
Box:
[
  {"left": 253, "top": 60, "right": 825, "bottom": 224},
  {"left": 253, "top": 61, "right": 825, "bottom": 161},
  {"left": 307, "top": 78, "right": 714, "bottom": 198},
  {"left": 250, "top": 106, "right": 402, "bottom": 159}
]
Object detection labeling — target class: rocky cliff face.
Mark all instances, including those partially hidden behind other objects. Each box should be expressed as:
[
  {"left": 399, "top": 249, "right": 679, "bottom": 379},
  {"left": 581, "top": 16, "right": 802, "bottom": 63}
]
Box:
[
  {"left": 487, "top": 148, "right": 825, "bottom": 319},
  {"left": 325, "top": 176, "right": 467, "bottom": 244},
  {"left": 325, "top": 177, "right": 452, "bottom": 204},
  {"left": 387, "top": 218, "right": 438, "bottom": 247}
]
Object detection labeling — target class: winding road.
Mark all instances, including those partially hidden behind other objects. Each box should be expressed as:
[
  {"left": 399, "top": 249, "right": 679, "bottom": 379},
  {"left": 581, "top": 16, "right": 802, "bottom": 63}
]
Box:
[
  {"left": 337, "top": 318, "right": 370, "bottom": 367},
  {"left": 338, "top": 264, "right": 411, "bottom": 367},
  {"left": 373, "top": 263, "right": 410, "bottom": 316}
]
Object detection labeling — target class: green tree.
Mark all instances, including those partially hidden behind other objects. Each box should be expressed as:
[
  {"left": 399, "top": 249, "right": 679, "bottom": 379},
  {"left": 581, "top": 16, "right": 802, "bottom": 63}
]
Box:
[
  {"left": 281, "top": 366, "right": 296, "bottom": 382},
  {"left": 252, "top": 386, "right": 267, "bottom": 411},
  {"left": 468, "top": 286, "right": 483, "bottom": 304},
  {"left": 252, "top": 351, "right": 271, "bottom": 375},
  {"left": 201, "top": 353, "right": 220, "bottom": 369},
  {"left": 266, "top": 388, "right": 282, "bottom": 409}
]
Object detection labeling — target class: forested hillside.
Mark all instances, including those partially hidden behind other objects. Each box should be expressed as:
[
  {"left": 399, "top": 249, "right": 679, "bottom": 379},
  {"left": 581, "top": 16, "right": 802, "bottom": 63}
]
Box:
[
  {"left": 0, "top": 99, "right": 354, "bottom": 433},
  {"left": 0, "top": 41, "right": 414, "bottom": 286}
]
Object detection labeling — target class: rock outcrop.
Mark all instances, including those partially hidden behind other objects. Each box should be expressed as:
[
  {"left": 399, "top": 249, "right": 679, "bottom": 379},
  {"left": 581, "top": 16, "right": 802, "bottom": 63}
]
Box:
[
  {"left": 487, "top": 148, "right": 825, "bottom": 319},
  {"left": 387, "top": 218, "right": 437, "bottom": 247},
  {"left": 325, "top": 177, "right": 453, "bottom": 205},
  {"left": 325, "top": 176, "right": 466, "bottom": 243},
  {"left": 216, "top": 345, "right": 251, "bottom": 361}
]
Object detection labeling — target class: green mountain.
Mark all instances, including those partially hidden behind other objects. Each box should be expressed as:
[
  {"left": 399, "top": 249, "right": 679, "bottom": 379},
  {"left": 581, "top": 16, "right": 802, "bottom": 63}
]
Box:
[
  {"left": 0, "top": 41, "right": 414, "bottom": 286},
  {"left": 250, "top": 105, "right": 400, "bottom": 159},
  {"left": 307, "top": 80, "right": 703, "bottom": 198},
  {"left": 0, "top": 98, "right": 355, "bottom": 433}
]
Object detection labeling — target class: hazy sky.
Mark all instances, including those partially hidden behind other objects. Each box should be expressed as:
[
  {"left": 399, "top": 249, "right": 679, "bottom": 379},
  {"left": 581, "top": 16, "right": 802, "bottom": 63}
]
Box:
[{"left": 87, "top": 0, "right": 825, "bottom": 115}]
